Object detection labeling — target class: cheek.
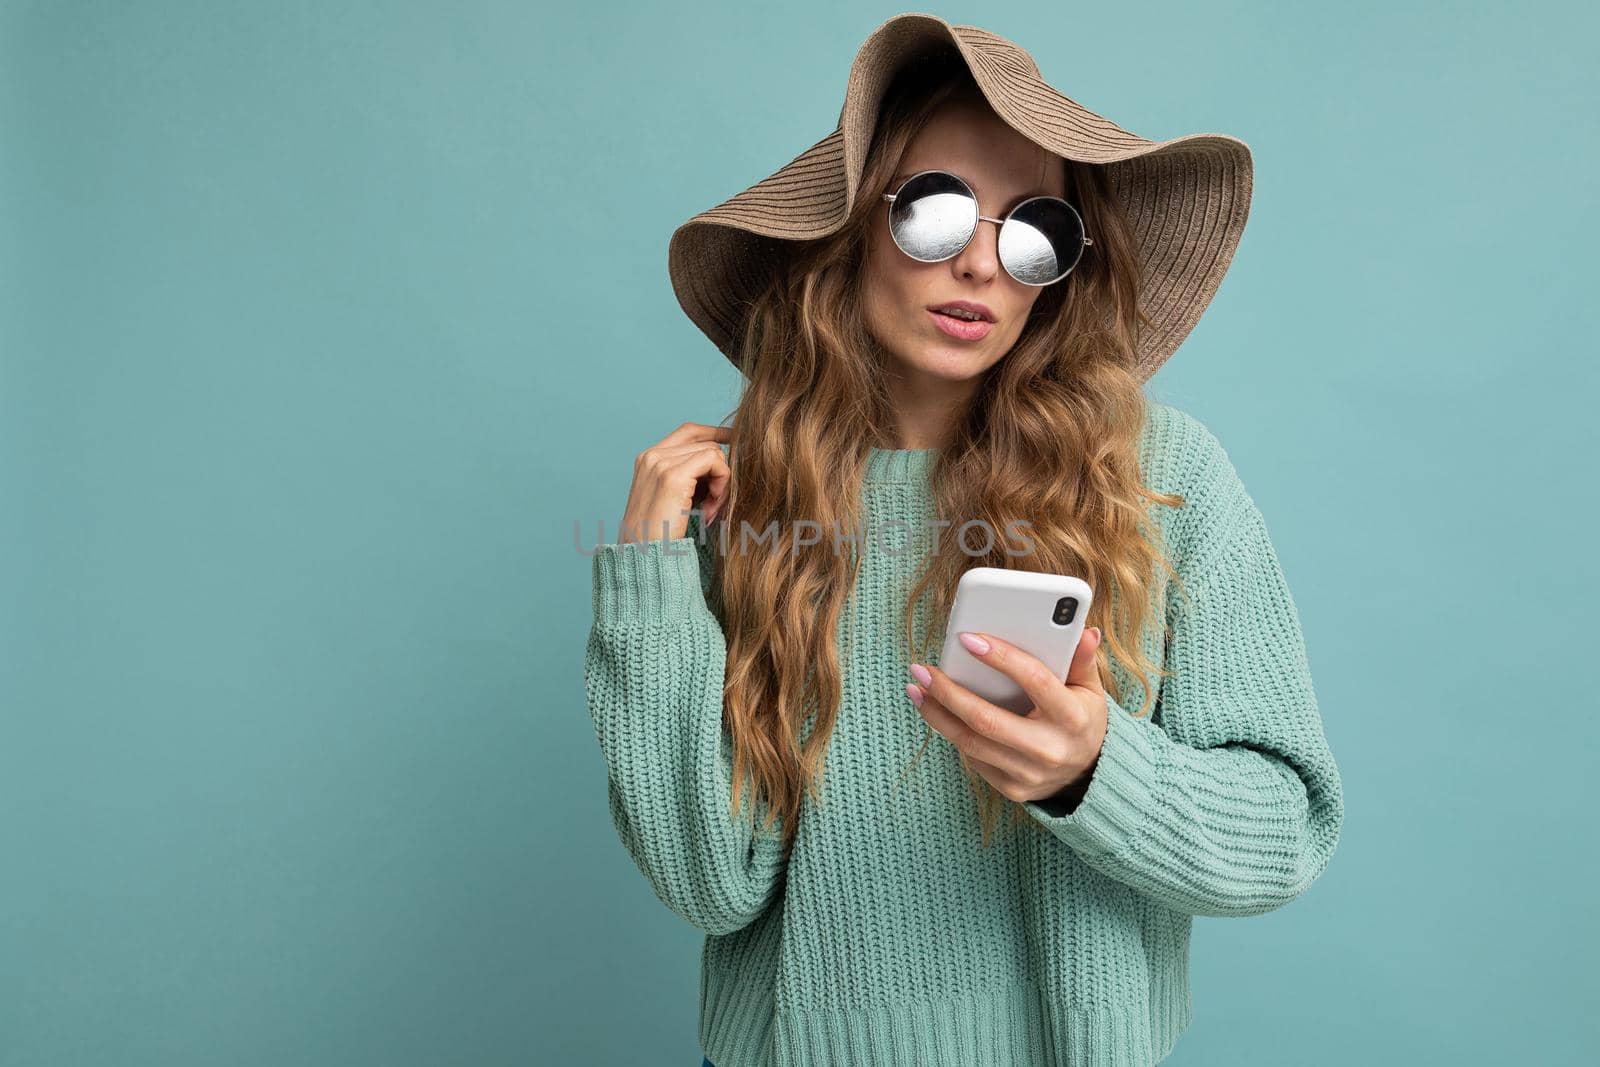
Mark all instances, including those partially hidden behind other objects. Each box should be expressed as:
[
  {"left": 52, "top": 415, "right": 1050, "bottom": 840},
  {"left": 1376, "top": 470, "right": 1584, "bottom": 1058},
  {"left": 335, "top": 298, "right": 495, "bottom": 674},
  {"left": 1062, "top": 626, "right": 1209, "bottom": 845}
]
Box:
[
  {"left": 861, "top": 239, "right": 920, "bottom": 328},
  {"left": 862, "top": 233, "right": 906, "bottom": 295},
  {"left": 998, "top": 287, "right": 1046, "bottom": 335}
]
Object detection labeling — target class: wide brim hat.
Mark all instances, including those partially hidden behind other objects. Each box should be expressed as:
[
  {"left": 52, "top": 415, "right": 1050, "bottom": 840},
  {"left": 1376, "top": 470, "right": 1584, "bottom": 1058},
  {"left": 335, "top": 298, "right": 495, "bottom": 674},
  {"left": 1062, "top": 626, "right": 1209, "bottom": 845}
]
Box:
[{"left": 667, "top": 12, "right": 1253, "bottom": 382}]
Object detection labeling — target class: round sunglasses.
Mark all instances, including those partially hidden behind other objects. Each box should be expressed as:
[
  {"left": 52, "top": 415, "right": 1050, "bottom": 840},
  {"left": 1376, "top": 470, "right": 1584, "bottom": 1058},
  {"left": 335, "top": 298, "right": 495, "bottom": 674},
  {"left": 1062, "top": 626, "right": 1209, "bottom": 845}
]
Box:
[{"left": 880, "top": 169, "right": 1093, "bottom": 287}]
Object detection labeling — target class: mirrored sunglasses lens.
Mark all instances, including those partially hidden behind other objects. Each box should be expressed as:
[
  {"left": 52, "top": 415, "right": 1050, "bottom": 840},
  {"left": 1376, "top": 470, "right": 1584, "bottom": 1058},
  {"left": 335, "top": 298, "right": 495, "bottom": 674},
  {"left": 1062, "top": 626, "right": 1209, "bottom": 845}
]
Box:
[
  {"left": 888, "top": 173, "right": 978, "bottom": 262},
  {"left": 999, "top": 197, "right": 1086, "bottom": 285}
]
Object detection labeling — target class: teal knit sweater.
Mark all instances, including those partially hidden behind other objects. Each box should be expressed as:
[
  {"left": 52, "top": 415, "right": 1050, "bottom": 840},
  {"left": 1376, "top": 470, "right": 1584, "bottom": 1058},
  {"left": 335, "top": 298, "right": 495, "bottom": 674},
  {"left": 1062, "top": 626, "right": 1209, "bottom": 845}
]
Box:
[{"left": 583, "top": 401, "right": 1344, "bottom": 1067}]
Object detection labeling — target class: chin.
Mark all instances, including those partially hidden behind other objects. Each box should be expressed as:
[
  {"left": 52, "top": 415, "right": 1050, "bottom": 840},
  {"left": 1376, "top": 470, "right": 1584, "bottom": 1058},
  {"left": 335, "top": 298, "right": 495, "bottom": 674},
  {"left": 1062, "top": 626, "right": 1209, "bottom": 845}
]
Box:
[
  {"left": 905, "top": 343, "right": 992, "bottom": 381},
  {"left": 870, "top": 317, "right": 999, "bottom": 382}
]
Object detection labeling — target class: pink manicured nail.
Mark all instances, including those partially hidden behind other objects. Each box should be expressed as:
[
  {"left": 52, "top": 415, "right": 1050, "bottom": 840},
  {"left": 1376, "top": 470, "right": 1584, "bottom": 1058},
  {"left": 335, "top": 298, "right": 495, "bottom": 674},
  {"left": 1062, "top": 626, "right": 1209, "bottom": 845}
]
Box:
[
  {"left": 905, "top": 683, "right": 924, "bottom": 706},
  {"left": 958, "top": 632, "right": 990, "bottom": 655},
  {"left": 909, "top": 663, "right": 932, "bottom": 687}
]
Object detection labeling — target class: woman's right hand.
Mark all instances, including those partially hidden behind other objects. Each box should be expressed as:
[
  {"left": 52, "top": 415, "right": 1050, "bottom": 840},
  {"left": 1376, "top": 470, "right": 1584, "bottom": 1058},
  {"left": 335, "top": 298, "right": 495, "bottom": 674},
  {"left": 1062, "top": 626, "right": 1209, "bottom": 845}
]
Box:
[{"left": 617, "top": 422, "right": 733, "bottom": 544}]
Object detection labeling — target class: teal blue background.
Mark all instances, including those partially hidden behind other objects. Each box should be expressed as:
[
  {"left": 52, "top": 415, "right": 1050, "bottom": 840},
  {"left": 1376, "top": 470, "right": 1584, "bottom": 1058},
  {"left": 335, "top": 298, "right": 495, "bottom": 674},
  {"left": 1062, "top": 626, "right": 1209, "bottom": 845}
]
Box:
[{"left": 4, "top": 1, "right": 1596, "bottom": 1064}]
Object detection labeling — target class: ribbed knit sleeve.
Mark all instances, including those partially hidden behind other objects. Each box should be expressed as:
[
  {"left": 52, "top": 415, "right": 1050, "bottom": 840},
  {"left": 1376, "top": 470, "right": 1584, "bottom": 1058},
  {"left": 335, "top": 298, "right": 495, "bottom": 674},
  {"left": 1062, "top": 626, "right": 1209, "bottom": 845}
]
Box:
[
  {"left": 583, "top": 521, "right": 789, "bottom": 935},
  {"left": 1021, "top": 430, "right": 1345, "bottom": 918}
]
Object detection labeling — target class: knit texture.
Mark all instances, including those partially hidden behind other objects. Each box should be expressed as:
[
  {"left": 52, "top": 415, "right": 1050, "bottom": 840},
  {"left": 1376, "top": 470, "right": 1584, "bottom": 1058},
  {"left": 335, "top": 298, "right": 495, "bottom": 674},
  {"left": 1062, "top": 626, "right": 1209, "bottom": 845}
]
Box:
[{"left": 583, "top": 401, "right": 1344, "bottom": 1067}]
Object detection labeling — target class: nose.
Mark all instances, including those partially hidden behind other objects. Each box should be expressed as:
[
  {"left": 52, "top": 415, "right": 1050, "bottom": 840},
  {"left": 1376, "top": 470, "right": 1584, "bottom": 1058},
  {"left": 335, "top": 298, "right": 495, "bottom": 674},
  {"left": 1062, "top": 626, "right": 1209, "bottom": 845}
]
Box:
[{"left": 949, "top": 215, "right": 1002, "bottom": 285}]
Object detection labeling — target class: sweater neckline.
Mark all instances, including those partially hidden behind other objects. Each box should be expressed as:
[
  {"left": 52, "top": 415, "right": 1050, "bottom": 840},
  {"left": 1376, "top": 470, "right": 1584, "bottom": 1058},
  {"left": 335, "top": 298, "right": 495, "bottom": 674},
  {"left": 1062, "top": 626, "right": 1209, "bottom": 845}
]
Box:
[{"left": 864, "top": 447, "right": 939, "bottom": 484}]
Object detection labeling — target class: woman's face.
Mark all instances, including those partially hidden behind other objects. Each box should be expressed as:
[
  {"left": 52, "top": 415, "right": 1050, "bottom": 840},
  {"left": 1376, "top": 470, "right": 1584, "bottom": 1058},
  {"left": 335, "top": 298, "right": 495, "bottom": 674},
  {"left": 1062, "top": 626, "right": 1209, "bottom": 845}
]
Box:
[{"left": 861, "top": 98, "right": 1068, "bottom": 386}]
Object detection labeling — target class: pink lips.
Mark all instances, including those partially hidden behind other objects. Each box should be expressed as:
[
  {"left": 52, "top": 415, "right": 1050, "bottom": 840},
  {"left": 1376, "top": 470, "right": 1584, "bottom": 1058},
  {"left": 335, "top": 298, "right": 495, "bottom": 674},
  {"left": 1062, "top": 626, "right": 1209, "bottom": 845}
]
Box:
[{"left": 928, "top": 308, "right": 995, "bottom": 341}]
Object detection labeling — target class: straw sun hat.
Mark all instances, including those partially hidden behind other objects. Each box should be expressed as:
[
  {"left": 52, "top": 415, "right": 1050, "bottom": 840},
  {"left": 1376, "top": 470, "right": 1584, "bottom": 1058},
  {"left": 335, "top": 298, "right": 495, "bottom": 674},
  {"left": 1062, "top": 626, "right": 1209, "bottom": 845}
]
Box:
[{"left": 667, "top": 12, "right": 1253, "bottom": 382}]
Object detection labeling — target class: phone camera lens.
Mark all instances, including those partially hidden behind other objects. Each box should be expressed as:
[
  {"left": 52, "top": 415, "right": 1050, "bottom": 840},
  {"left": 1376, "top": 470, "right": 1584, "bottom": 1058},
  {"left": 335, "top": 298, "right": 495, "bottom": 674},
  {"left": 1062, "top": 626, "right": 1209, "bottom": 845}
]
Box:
[{"left": 1052, "top": 596, "right": 1078, "bottom": 626}]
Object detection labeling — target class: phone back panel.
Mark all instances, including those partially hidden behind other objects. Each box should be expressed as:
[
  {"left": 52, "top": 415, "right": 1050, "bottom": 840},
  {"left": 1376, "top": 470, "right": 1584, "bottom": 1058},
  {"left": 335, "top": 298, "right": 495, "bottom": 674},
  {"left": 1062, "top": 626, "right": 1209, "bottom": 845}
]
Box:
[{"left": 937, "top": 567, "right": 1093, "bottom": 714}]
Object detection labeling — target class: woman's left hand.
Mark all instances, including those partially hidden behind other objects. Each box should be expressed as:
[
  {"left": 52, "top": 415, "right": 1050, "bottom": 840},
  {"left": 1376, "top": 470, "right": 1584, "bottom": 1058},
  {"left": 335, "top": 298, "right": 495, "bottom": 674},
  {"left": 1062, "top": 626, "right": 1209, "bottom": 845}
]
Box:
[{"left": 906, "top": 626, "right": 1108, "bottom": 807}]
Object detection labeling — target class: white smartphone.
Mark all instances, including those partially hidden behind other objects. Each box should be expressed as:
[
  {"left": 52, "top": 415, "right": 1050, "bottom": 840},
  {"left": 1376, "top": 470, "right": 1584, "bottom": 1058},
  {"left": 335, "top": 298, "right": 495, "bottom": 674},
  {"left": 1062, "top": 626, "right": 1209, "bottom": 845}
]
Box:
[{"left": 937, "top": 567, "right": 1094, "bottom": 714}]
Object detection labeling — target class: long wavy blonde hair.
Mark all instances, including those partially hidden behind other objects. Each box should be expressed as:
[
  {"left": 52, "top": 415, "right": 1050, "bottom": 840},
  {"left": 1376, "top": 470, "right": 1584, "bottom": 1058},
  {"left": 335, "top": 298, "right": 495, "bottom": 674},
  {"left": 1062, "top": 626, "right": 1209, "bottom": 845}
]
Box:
[{"left": 703, "top": 62, "right": 1189, "bottom": 854}]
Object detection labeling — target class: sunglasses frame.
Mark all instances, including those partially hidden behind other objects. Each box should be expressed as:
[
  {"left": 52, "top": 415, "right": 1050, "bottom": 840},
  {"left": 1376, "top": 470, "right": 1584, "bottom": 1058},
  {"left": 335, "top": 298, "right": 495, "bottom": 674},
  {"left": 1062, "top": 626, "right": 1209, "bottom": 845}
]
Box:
[{"left": 880, "top": 169, "right": 1093, "bottom": 287}]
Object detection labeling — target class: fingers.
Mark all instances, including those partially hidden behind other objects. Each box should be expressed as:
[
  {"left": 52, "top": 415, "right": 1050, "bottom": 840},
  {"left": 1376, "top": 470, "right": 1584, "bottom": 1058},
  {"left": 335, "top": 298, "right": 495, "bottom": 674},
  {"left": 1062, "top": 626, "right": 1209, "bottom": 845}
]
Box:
[
  {"left": 623, "top": 434, "right": 734, "bottom": 542},
  {"left": 953, "top": 630, "right": 1080, "bottom": 715},
  {"left": 636, "top": 441, "right": 730, "bottom": 497},
  {"left": 964, "top": 752, "right": 1025, "bottom": 799},
  {"left": 1064, "top": 625, "right": 1103, "bottom": 691},
  {"left": 636, "top": 440, "right": 730, "bottom": 476},
  {"left": 666, "top": 442, "right": 732, "bottom": 526},
  {"left": 632, "top": 424, "right": 734, "bottom": 531},
  {"left": 691, "top": 446, "right": 732, "bottom": 525},
  {"left": 908, "top": 683, "right": 1040, "bottom": 783},
  {"left": 657, "top": 421, "right": 735, "bottom": 448},
  {"left": 911, "top": 664, "right": 1057, "bottom": 767}
]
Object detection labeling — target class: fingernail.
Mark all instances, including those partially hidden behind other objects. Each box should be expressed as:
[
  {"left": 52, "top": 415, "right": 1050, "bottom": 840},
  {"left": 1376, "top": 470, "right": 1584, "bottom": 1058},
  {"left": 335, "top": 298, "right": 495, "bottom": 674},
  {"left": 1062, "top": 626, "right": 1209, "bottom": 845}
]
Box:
[
  {"left": 905, "top": 682, "right": 924, "bottom": 706},
  {"left": 909, "top": 663, "right": 932, "bottom": 687},
  {"left": 958, "top": 632, "right": 990, "bottom": 655}
]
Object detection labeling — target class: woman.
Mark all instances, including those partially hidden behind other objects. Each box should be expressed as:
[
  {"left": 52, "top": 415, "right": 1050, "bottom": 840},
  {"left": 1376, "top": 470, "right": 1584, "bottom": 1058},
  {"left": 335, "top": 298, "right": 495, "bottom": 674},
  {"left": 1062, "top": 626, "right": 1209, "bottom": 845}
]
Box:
[{"left": 584, "top": 14, "right": 1344, "bottom": 1067}]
